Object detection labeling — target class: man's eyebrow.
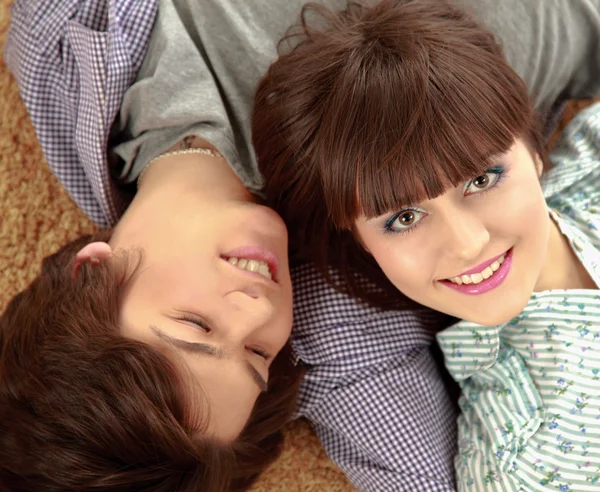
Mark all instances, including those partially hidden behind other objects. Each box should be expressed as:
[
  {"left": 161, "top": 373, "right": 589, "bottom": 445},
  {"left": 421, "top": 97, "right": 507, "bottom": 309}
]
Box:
[{"left": 150, "top": 325, "right": 268, "bottom": 392}]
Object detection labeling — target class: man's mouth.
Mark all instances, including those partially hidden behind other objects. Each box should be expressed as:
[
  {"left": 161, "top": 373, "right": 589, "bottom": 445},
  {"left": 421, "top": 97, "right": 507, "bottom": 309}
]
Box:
[{"left": 226, "top": 257, "right": 272, "bottom": 280}]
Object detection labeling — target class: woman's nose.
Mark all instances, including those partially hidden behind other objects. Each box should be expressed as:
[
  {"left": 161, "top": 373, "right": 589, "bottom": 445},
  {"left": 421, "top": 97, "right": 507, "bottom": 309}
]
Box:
[{"left": 439, "top": 209, "right": 490, "bottom": 262}]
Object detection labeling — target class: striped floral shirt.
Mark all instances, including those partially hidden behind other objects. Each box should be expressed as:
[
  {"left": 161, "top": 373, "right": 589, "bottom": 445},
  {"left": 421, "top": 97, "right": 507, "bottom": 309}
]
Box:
[{"left": 438, "top": 103, "right": 600, "bottom": 492}]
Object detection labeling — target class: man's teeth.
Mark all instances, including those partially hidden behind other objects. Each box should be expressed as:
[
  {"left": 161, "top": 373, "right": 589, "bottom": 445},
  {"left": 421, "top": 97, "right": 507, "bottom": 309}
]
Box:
[
  {"left": 448, "top": 254, "right": 506, "bottom": 285},
  {"left": 227, "top": 257, "right": 272, "bottom": 280}
]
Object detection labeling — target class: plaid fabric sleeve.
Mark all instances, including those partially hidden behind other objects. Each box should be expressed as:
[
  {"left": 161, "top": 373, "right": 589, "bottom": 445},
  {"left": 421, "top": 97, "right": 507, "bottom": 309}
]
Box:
[
  {"left": 291, "top": 264, "right": 458, "bottom": 491},
  {"left": 5, "top": 0, "right": 158, "bottom": 227}
]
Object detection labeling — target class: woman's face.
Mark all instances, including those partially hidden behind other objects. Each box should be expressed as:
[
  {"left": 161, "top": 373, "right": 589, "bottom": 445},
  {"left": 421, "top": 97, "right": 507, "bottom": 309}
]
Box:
[
  {"left": 109, "top": 154, "right": 293, "bottom": 442},
  {"left": 354, "top": 139, "right": 550, "bottom": 326}
]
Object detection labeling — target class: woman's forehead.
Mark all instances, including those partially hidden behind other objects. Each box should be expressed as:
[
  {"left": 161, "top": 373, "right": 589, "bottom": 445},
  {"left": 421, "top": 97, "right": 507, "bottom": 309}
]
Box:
[
  {"left": 353, "top": 151, "right": 500, "bottom": 218},
  {"left": 319, "top": 78, "right": 530, "bottom": 229}
]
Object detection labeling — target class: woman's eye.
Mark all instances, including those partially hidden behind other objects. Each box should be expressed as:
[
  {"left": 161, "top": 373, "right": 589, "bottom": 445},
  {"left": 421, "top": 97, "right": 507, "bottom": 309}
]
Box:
[
  {"left": 399, "top": 211, "right": 416, "bottom": 225},
  {"left": 473, "top": 175, "right": 490, "bottom": 188},
  {"left": 384, "top": 208, "right": 426, "bottom": 234},
  {"left": 464, "top": 169, "right": 503, "bottom": 195}
]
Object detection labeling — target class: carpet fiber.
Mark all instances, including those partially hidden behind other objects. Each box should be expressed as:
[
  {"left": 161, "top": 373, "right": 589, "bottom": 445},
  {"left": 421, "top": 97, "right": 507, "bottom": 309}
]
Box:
[{"left": 0, "top": 1, "right": 596, "bottom": 490}]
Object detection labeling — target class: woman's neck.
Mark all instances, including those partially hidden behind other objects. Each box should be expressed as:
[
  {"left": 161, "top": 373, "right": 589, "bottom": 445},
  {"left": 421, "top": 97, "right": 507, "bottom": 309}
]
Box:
[{"left": 534, "top": 214, "right": 596, "bottom": 291}]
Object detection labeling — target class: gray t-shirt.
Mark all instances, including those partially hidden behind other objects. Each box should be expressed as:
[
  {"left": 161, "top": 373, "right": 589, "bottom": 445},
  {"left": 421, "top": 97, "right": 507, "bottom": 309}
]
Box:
[
  {"left": 112, "top": 0, "right": 344, "bottom": 191},
  {"left": 112, "top": 0, "right": 600, "bottom": 191}
]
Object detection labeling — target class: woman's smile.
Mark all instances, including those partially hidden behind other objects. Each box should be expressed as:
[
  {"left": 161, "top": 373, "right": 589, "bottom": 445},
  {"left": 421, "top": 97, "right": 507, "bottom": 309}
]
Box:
[{"left": 439, "top": 248, "right": 513, "bottom": 295}]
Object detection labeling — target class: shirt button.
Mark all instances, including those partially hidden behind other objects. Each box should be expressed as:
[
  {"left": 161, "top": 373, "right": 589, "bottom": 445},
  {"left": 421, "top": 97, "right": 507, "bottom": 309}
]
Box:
[{"left": 573, "top": 237, "right": 585, "bottom": 252}]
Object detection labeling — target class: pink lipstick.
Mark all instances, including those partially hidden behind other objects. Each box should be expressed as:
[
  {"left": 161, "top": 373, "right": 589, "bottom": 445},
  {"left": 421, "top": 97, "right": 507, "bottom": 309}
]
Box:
[{"left": 440, "top": 248, "right": 513, "bottom": 295}]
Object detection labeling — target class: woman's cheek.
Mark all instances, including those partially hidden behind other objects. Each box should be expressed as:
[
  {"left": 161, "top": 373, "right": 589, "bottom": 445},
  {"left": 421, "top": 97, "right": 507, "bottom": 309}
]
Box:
[
  {"left": 496, "top": 181, "right": 544, "bottom": 233},
  {"left": 377, "top": 242, "right": 428, "bottom": 290}
]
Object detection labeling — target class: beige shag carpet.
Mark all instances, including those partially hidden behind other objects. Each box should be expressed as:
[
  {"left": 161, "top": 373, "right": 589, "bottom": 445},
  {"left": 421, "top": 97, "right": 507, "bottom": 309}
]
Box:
[{"left": 0, "top": 0, "right": 597, "bottom": 490}]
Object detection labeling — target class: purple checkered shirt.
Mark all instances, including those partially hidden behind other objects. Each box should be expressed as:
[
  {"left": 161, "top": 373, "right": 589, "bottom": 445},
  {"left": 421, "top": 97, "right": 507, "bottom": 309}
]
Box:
[{"left": 6, "top": 1, "right": 458, "bottom": 489}]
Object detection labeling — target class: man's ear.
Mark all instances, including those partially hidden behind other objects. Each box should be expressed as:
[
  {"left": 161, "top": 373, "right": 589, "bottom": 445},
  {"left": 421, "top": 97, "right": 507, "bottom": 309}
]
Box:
[{"left": 72, "top": 242, "right": 113, "bottom": 278}]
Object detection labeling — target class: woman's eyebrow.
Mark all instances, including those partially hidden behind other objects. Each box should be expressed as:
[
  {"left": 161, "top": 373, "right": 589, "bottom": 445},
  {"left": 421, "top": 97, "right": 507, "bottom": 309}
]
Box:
[{"left": 150, "top": 325, "right": 268, "bottom": 392}]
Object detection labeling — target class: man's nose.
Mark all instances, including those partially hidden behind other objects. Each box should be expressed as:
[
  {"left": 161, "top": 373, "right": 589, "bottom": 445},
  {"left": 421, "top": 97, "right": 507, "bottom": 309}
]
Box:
[{"left": 224, "top": 286, "right": 277, "bottom": 333}]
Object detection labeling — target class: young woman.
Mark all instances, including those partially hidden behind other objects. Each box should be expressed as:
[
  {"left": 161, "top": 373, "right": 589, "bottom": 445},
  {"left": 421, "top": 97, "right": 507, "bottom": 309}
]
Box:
[
  {"left": 253, "top": 0, "right": 600, "bottom": 489},
  {"left": 4, "top": 0, "right": 600, "bottom": 489}
]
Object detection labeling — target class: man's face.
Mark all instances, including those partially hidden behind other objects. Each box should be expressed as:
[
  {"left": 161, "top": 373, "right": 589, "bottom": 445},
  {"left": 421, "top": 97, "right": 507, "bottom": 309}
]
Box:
[{"left": 111, "top": 155, "right": 294, "bottom": 442}]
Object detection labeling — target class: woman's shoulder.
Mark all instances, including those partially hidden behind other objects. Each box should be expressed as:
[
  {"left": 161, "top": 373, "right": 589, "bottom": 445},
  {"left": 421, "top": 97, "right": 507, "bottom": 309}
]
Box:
[{"left": 544, "top": 102, "right": 600, "bottom": 212}]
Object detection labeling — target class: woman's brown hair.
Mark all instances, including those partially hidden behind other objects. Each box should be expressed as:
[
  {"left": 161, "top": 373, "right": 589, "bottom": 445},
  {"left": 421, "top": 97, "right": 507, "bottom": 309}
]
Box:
[
  {"left": 253, "top": 0, "right": 548, "bottom": 309},
  {"left": 0, "top": 232, "right": 301, "bottom": 491}
]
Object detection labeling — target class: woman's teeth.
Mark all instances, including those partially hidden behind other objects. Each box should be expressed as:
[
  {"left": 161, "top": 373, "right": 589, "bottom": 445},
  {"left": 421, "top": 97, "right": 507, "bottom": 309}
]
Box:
[
  {"left": 227, "top": 257, "right": 272, "bottom": 280},
  {"left": 447, "top": 254, "right": 506, "bottom": 285}
]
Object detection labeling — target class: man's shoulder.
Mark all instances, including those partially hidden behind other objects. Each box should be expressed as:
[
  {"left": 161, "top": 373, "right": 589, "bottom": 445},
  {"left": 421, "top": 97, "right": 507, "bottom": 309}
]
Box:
[
  {"left": 290, "top": 263, "right": 444, "bottom": 367},
  {"left": 5, "top": 0, "right": 159, "bottom": 227}
]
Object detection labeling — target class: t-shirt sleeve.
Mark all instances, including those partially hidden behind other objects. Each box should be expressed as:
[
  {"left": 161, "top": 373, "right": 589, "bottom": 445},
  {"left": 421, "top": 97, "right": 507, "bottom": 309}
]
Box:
[
  {"left": 459, "top": 0, "right": 600, "bottom": 117},
  {"left": 110, "top": 0, "right": 261, "bottom": 192}
]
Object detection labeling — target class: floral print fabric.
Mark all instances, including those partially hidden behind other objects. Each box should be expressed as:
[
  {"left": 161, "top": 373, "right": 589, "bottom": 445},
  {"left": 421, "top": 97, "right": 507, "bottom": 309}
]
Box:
[{"left": 438, "top": 103, "right": 600, "bottom": 491}]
